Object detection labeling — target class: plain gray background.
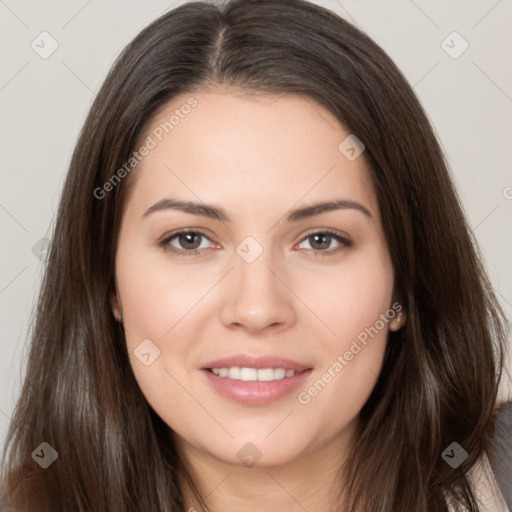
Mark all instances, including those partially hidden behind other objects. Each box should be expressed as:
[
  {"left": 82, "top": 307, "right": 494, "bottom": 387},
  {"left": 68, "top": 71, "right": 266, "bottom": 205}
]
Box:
[{"left": 1, "top": 0, "right": 511, "bottom": 454}]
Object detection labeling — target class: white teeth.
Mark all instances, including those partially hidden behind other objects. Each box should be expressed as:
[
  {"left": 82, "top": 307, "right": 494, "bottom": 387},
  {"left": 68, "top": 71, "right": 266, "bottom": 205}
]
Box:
[
  {"left": 210, "top": 367, "right": 297, "bottom": 382},
  {"left": 228, "top": 367, "right": 240, "bottom": 379},
  {"left": 240, "top": 367, "right": 257, "bottom": 381},
  {"left": 273, "top": 368, "right": 286, "bottom": 380},
  {"left": 256, "top": 368, "right": 275, "bottom": 382}
]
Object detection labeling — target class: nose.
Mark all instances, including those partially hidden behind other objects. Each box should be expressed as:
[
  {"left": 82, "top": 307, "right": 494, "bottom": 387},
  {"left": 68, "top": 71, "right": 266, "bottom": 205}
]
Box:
[{"left": 220, "top": 250, "right": 297, "bottom": 334}]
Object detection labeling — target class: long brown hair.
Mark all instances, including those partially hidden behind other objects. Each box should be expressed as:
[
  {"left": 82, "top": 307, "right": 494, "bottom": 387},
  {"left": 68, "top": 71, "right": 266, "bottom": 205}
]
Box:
[{"left": 1, "top": 0, "right": 508, "bottom": 510}]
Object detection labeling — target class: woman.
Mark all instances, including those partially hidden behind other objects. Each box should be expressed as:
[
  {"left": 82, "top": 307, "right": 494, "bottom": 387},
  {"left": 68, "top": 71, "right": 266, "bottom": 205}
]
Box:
[{"left": 1, "top": 0, "right": 509, "bottom": 510}]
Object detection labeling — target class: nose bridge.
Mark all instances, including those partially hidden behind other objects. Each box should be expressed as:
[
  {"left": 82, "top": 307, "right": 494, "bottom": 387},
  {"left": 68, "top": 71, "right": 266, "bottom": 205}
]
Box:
[
  {"left": 220, "top": 234, "right": 296, "bottom": 332},
  {"left": 235, "top": 234, "right": 283, "bottom": 304}
]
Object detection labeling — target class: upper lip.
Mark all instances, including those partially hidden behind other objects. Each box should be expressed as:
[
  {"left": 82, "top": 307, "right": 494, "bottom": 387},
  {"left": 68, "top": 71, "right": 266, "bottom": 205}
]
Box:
[{"left": 201, "top": 354, "right": 312, "bottom": 372}]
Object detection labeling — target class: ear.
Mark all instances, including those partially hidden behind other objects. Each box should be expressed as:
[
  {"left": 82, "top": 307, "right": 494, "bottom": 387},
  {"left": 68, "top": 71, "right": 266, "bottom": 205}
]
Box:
[
  {"left": 389, "top": 305, "right": 406, "bottom": 331},
  {"left": 109, "top": 289, "right": 122, "bottom": 322},
  {"left": 389, "top": 288, "right": 406, "bottom": 331}
]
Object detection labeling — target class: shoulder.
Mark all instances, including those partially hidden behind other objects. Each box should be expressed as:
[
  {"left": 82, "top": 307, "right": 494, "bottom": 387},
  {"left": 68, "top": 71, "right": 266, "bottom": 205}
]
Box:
[
  {"left": 487, "top": 401, "right": 512, "bottom": 510},
  {"left": 447, "top": 402, "right": 512, "bottom": 511},
  {"left": 466, "top": 451, "right": 509, "bottom": 512}
]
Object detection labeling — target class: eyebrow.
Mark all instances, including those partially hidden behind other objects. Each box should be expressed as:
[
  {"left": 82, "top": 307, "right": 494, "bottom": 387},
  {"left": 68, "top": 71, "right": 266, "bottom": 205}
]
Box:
[{"left": 143, "top": 197, "right": 373, "bottom": 222}]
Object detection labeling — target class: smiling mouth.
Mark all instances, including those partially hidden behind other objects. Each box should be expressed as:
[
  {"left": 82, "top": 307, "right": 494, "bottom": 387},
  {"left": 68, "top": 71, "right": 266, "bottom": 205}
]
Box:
[
  {"left": 200, "top": 354, "right": 313, "bottom": 404},
  {"left": 206, "top": 367, "right": 308, "bottom": 382},
  {"left": 202, "top": 366, "right": 313, "bottom": 405}
]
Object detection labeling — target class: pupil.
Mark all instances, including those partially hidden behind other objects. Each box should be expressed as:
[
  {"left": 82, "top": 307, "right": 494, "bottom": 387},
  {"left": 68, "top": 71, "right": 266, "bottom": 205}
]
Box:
[
  {"left": 312, "top": 234, "right": 330, "bottom": 250},
  {"left": 181, "top": 233, "right": 200, "bottom": 250}
]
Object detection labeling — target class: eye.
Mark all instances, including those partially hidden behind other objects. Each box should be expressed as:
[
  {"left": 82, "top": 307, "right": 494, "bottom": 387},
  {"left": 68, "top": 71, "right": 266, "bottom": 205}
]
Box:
[
  {"left": 296, "top": 230, "right": 353, "bottom": 256},
  {"left": 159, "top": 229, "right": 352, "bottom": 257},
  {"left": 159, "top": 229, "right": 217, "bottom": 256}
]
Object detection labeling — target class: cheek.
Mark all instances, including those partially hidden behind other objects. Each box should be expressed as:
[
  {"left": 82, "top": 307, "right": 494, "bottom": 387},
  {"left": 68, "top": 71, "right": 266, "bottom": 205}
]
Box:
[
  {"left": 115, "top": 243, "right": 217, "bottom": 400},
  {"left": 115, "top": 245, "right": 199, "bottom": 415},
  {"left": 115, "top": 243, "right": 201, "bottom": 344},
  {"left": 295, "top": 244, "right": 394, "bottom": 417},
  {"left": 308, "top": 242, "right": 394, "bottom": 349}
]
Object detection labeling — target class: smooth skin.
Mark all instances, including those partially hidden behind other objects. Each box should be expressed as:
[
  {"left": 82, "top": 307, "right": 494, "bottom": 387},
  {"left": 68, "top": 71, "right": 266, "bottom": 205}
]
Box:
[{"left": 111, "top": 88, "right": 405, "bottom": 512}]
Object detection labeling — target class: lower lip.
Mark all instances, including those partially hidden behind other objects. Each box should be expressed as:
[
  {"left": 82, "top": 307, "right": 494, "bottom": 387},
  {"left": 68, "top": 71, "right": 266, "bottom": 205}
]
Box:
[{"left": 201, "top": 369, "right": 313, "bottom": 405}]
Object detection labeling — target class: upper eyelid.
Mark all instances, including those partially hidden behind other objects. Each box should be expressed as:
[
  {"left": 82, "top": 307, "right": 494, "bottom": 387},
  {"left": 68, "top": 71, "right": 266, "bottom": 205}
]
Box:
[
  {"left": 160, "top": 228, "right": 214, "bottom": 244},
  {"left": 160, "top": 228, "right": 351, "bottom": 248}
]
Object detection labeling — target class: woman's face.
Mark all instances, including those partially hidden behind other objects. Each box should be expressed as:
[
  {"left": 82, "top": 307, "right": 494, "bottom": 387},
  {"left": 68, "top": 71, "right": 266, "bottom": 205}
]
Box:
[{"left": 112, "top": 90, "right": 401, "bottom": 468}]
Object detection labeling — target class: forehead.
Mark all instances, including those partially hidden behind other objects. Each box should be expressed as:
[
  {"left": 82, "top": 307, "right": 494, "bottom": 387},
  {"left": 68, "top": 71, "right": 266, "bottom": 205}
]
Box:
[{"left": 124, "top": 90, "right": 379, "bottom": 221}]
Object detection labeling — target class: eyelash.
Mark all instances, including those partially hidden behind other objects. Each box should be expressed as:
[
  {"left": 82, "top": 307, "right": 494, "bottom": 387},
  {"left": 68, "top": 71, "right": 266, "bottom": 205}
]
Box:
[{"left": 158, "top": 229, "right": 353, "bottom": 257}]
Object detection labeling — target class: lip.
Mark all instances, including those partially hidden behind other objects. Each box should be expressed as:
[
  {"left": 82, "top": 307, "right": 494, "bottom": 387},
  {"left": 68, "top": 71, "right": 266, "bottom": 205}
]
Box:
[
  {"left": 201, "top": 354, "right": 311, "bottom": 372},
  {"left": 200, "top": 354, "right": 313, "bottom": 405}
]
